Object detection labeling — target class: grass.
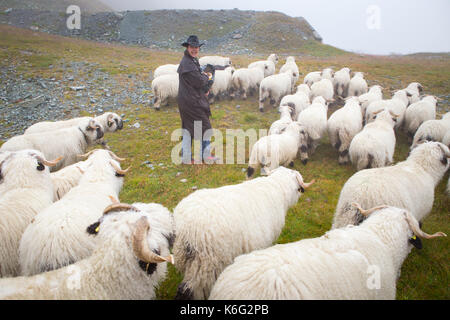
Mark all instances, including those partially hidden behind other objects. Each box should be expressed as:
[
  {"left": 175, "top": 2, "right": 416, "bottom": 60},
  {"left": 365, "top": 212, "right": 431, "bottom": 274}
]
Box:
[{"left": 0, "top": 24, "right": 449, "bottom": 300}]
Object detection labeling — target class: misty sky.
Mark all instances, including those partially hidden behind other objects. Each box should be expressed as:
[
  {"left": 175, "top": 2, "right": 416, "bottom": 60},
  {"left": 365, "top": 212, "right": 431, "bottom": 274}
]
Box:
[{"left": 99, "top": 0, "right": 450, "bottom": 55}]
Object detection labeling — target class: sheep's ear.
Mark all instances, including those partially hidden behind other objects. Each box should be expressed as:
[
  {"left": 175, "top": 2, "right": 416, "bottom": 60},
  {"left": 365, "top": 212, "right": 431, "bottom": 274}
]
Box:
[
  {"left": 409, "top": 235, "right": 423, "bottom": 249},
  {"left": 87, "top": 221, "right": 101, "bottom": 235}
]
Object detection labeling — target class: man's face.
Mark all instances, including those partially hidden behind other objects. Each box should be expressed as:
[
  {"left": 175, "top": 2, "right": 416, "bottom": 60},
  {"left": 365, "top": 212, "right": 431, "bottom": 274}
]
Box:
[{"left": 187, "top": 45, "right": 200, "bottom": 58}]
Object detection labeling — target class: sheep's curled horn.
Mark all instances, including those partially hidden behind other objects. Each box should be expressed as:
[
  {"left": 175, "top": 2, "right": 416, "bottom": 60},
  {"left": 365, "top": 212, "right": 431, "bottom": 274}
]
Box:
[
  {"left": 296, "top": 176, "right": 315, "bottom": 193},
  {"left": 35, "top": 155, "right": 63, "bottom": 167},
  {"left": 110, "top": 160, "right": 131, "bottom": 176}
]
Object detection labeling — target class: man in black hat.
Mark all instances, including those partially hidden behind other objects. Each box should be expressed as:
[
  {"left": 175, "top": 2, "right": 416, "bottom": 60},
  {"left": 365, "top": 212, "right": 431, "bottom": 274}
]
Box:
[{"left": 177, "top": 35, "right": 219, "bottom": 164}]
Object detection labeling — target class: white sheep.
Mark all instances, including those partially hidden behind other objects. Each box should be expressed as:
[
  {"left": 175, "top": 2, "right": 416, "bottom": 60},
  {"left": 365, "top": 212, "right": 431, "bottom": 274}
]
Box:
[
  {"left": 208, "top": 66, "right": 235, "bottom": 102},
  {"left": 349, "top": 108, "right": 398, "bottom": 171},
  {"left": 259, "top": 70, "right": 296, "bottom": 112},
  {"left": 173, "top": 166, "right": 315, "bottom": 300},
  {"left": 154, "top": 64, "right": 179, "bottom": 78},
  {"left": 404, "top": 96, "right": 437, "bottom": 138},
  {"left": 0, "top": 202, "right": 174, "bottom": 299},
  {"left": 279, "top": 56, "right": 300, "bottom": 91},
  {"left": 348, "top": 72, "right": 368, "bottom": 97},
  {"left": 268, "top": 105, "right": 295, "bottom": 135},
  {"left": 18, "top": 149, "right": 127, "bottom": 276},
  {"left": 321, "top": 68, "right": 334, "bottom": 82},
  {"left": 365, "top": 90, "right": 409, "bottom": 128},
  {"left": 24, "top": 112, "right": 123, "bottom": 135},
  {"left": 405, "top": 82, "right": 424, "bottom": 102},
  {"left": 358, "top": 85, "right": 383, "bottom": 119},
  {"left": 151, "top": 73, "right": 179, "bottom": 110},
  {"left": 297, "top": 96, "right": 329, "bottom": 164},
  {"left": 0, "top": 150, "right": 61, "bottom": 277},
  {"left": 231, "top": 67, "right": 264, "bottom": 99},
  {"left": 247, "top": 122, "right": 307, "bottom": 177},
  {"left": 327, "top": 97, "right": 363, "bottom": 164},
  {"left": 411, "top": 112, "right": 450, "bottom": 149},
  {"left": 1, "top": 118, "right": 104, "bottom": 172},
  {"left": 333, "top": 67, "right": 351, "bottom": 98},
  {"left": 333, "top": 141, "right": 450, "bottom": 228},
  {"left": 199, "top": 56, "right": 231, "bottom": 68},
  {"left": 310, "top": 78, "right": 334, "bottom": 102},
  {"left": 209, "top": 204, "right": 446, "bottom": 300},
  {"left": 248, "top": 53, "right": 279, "bottom": 77},
  {"left": 280, "top": 84, "right": 311, "bottom": 120}
]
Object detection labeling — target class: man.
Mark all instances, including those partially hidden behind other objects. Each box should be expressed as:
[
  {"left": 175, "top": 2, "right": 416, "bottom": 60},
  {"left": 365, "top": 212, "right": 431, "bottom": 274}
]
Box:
[{"left": 177, "top": 35, "right": 219, "bottom": 164}]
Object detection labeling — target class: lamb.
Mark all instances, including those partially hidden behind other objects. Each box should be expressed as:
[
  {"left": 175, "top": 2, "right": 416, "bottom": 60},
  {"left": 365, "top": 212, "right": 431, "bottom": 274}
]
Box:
[
  {"left": 279, "top": 56, "right": 300, "bottom": 91},
  {"left": 259, "top": 70, "right": 296, "bottom": 112},
  {"left": 208, "top": 66, "right": 235, "bottom": 102},
  {"left": 1, "top": 118, "right": 104, "bottom": 172},
  {"left": 209, "top": 204, "right": 445, "bottom": 300},
  {"left": 327, "top": 97, "right": 363, "bottom": 164},
  {"left": 268, "top": 105, "right": 295, "bottom": 135},
  {"left": 24, "top": 112, "right": 123, "bottom": 135},
  {"left": 247, "top": 122, "right": 308, "bottom": 177},
  {"left": 365, "top": 90, "right": 409, "bottom": 128},
  {"left": 296, "top": 96, "right": 329, "bottom": 164},
  {"left": 153, "top": 64, "right": 179, "bottom": 78},
  {"left": 151, "top": 73, "right": 179, "bottom": 110},
  {"left": 173, "top": 166, "right": 315, "bottom": 300},
  {"left": 358, "top": 85, "right": 383, "bottom": 118},
  {"left": 333, "top": 67, "right": 351, "bottom": 98},
  {"left": 349, "top": 109, "right": 398, "bottom": 171},
  {"left": 280, "top": 84, "right": 311, "bottom": 120},
  {"left": 310, "top": 78, "right": 334, "bottom": 102},
  {"left": 332, "top": 141, "right": 450, "bottom": 228},
  {"left": 0, "top": 150, "right": 61, "bottom": 277},
  {"left": 199, "top": 56, "right": 231, "bottom": 68},
  {"left": 231, "top": 67, "right": 264, "bottom": 99},
  {"left": 348, "top": 72, "right": 368, "bottom": 97},
  {"left": 0, "top": 202, "right": 174, "bottom": 299},
  {"left": 248, "top": 53, "right": 279, "bottom": 77},
  {"left": 403, "top": 96, "right": 437, "bottom": 138},
  {"left": 18, "top": 149, "right": 127, "bottom": 276},
  {"left": 411, "top": 112, "right": 450, "bottom": 149}
]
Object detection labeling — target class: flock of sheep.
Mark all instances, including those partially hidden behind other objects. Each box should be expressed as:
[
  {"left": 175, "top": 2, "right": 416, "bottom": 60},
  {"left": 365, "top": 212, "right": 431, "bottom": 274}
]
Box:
[{"left": 0, "top": 52, "right": 448, "bottom": 300}]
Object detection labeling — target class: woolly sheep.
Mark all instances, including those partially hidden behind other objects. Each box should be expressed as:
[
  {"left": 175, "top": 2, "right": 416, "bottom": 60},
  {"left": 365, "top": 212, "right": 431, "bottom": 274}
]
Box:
[
  {"left": 280, "top": 84, "right": 311, "bottom": 120},
  {"left": 310, "top": 78, "right": 334, "bottom": 102},
  {"left": 248, "top": 53, "right": 279, "bottom": 77},
  {"left": 268, "top": 105, "right": 295, "bottom": 135},
  {"left": 247, "top": 122, "right": 308, "bottom": 177},
  {"left": 19, "top": 149, "right": 127, "bottom": 276},
  {"left": 279, "top": 56, "right": 300, "bottom": 91},
  {"left": 358, "top": 85, "right": 383, "bottom": 118},
  {"left": 348, "top": 72, "right": 368, "bottom": 97},
  {"left": 405, "top": 82, "right": 424, "bottom": 102},
  {"left": 173, "top": 166, "right": 315, "bottom": 300},
  {"left": 151, "top": 73, "right": 179, "bottom": 110},
  {"left": 0, "top": 202, "right": 174, "bottom": 299},
  {"left": 333, "top": 67, "right": 351, "bottom": 98},
  {"left": 259, "top": 70, "right": 296, "bottom": 112},
  {"left": 365, "top": 90, "right": 409, "bottom": 128},
  {"left": 199, "top": 56, "right": 231, "bottom": 68},
  {"left": 208, "top": 66, "right": 235, "bottom": 102},
  {"left": 1, "top": 118, "right": 104, "bottom": 172},
  {"left": 154, "top": 64, "right": 179, "bottom": 78},
  {"left": 24, "top": 112, "right": 123, "bottom": 135},
  {"left": 349, "top": 109, "right": 398, "bottom": 171},
  {"left": 209, "top": 204, "right": 445, "bottom": 300},
  {"left": 333, "top": 141, "right": 450, "bottom": 228},
  {"left": 411, "top": 112, "right": 450, "bottom": 149},
  {"left": 404, "top": 96, "right": 437, "bottom": 138},
  {"left": 231, "top": 67, "right": 264, "bottom": 99},
  {"left": 297, "top": 96, "right": 329, "bottom": 164},
  {"left": 0, "top": 150, "right": 60, "bottom": 277},
  {"left": 327, "top": 97, "right": 363, "bottom": 164}
]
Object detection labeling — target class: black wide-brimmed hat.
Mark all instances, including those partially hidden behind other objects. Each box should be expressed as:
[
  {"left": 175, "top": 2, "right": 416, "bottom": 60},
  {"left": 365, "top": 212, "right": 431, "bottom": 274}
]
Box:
[{"left": 182, "top": 35, "right": 204, "bottom": 48}]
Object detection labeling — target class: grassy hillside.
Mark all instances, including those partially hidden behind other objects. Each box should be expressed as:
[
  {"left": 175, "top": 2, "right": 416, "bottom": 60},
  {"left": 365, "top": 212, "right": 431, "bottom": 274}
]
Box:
[
  {"left": 0, "top": 24, "right": 449, "bottom": 300},
  {"left": 0, "top": 0, "right": 112, "bottom": 13}
]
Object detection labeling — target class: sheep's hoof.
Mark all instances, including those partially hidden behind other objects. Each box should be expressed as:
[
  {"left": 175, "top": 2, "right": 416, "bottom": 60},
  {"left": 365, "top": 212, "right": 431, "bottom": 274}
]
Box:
[
  {"left": 301, "top": 159, "right": 308, "bottom": 165},
  {"left": 289, "top": 161, "right": 294, "bottom": 167}
]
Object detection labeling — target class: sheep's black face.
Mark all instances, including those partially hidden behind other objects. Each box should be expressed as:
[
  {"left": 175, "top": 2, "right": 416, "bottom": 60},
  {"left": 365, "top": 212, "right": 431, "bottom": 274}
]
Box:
[
  {"left": 116, "top": 119, "right": 123, "bottom": 130},
  {"left": 36, "top": 161, "right": 45, "bottom": 171},
  {"left": 96, "top": 127, "right": 104, "bottom": 139}
]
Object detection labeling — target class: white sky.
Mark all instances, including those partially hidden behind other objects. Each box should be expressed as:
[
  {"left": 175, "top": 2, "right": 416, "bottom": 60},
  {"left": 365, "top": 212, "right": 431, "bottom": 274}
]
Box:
[{"left": 99, "top": 0, "right": 450, "bottom": 55}]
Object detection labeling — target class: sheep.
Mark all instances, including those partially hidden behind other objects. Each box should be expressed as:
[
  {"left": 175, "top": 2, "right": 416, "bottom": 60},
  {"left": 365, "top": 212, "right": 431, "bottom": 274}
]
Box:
[
  {"left": 1, "top": 118, "right": 104, "bottom": 172},
  {"left": 411, "top": 112, "right": 450, "bottom": 149},
  {"left": 151, "top": 73, "right": 179, "bottom": 110},
  {"left": 199, "top": 56, "right": 231, "bottom": 68},
  {"left": 280, "top": 84, "right": 311, "bottom": 120},
  {"left": 321, "top": 68, "right": 334, "bottom": 82},
  {"left": 259, "top": 70, "right": 296, "bottom": 112},
  {"left": 18, "top": 149, "right": 128, "bottom": 276},
  {"left": 173, "top": 166, "right": 315, "bottom": 300},
  {"left": 279, "top": 56, "right": 300, "bottom": 91},
  {"left": 296, "top": 96, "right": 329, "bottom": 164},
  {"left": 358, "top": 85, "right": 383, "bottom": 119},
  {"left": 310, "top": 78, "right": 334, "bottom": 102},
  {"left": 248, "top": 53, "right": 279, "bottom": 77},
  {"left": 332, "top": 141, "right": 450, "bottom": 228},
  {"left": 348, "top": 72, "right": 368, "bottom": 97},
  {"left": 268, "top": 105, "right": 295, "bottom": 135},
  {"left": 405, "top": 82, "right": 424, "bottom": 102},
  {"left": 404, "top": 96, "right": 437, "bottom": 139},
  {"left": 333, "top": 67, "right": 351, "bottom": 98},
  {"left": 153, "top": 64, "right": 179, "bottom": 78},
  {"left": 230, "top": 67, "right": 264, "bottom": 100},
  {"left": 365, "top": 90, "right": 409, "bottom": 128},
  {"left": 327, "top": 97, "right": 363, "bottom": 164},
  {"left": 303, "top": 71, "right": 322, "bottom": 87},
  {"left": 0, "top": 150, "right": 61, "bottom": 277},
  {"left": 24, "top": 112, "right": 123, "bottom": 135},
  {"left": 0, "top": 202, "right": 174, "bottom": 299},
  {"left": 209, "top": 204, "right": 446, "bottom": 300},
  {"left": 247, "top": 122, "right": 308, "bottom": 177},
  {"left": 208, "top": 66, "right": 235, "bottom": 102},
  {"left": 349, "top": 109, "right": 398, "bottom": 171}
]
